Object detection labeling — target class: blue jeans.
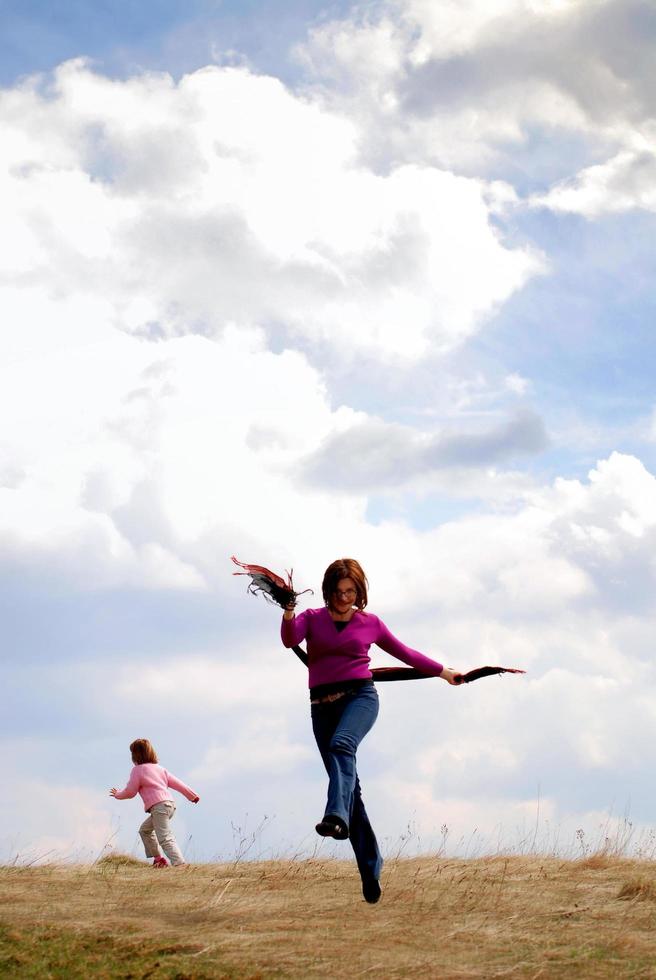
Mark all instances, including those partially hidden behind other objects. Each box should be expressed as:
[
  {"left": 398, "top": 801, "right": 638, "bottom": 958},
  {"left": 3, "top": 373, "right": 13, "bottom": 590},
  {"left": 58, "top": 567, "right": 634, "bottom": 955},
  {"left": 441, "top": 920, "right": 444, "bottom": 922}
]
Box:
[{"left": 311, "top": 684, "right": 382, "bottom": 884}]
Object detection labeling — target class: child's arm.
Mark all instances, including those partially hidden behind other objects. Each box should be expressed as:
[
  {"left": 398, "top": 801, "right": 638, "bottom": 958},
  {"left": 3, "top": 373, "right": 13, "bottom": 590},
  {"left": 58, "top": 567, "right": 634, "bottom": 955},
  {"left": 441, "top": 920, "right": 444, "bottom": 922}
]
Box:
[
  {"left": 110, "top": 768, "right": 140, "bottom": 800},
  {"left": 165, "top": 770, "right": 200, "bottom": 803}
]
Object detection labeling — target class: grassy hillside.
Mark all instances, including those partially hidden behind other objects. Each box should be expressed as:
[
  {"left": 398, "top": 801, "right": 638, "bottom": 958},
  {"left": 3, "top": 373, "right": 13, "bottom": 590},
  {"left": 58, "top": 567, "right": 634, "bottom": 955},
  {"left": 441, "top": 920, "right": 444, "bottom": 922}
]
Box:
[{"left": 2, "top": 853, "right": 656, "bottom": 977}]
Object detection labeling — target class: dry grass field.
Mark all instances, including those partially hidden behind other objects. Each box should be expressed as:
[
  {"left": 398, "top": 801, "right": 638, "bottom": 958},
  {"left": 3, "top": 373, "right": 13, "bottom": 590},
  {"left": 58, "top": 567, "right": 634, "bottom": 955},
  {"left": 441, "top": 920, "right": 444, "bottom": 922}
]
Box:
[{"left": 2, "top": 852, "right": 656, "bottom": 978}]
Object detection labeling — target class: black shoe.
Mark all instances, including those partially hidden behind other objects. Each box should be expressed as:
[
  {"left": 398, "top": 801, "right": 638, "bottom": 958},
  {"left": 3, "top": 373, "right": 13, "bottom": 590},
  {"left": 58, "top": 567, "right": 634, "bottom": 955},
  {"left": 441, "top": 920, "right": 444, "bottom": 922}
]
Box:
[
  {"left": 362, "top": 878, "right": 382, "bottom": 904},
  {"left": 315, "top": 815, "right": 349, "bottom": 840}
]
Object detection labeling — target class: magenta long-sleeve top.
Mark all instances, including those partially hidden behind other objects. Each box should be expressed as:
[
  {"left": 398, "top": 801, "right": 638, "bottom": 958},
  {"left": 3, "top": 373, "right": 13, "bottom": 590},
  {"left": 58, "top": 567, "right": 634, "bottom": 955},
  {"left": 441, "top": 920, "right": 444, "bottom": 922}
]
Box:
[
  {"left": 281, "top": 607, "right": 444, "bottom": 688},
  {"left": 113, "top": 763, "right": 199, "bottom": 812}
]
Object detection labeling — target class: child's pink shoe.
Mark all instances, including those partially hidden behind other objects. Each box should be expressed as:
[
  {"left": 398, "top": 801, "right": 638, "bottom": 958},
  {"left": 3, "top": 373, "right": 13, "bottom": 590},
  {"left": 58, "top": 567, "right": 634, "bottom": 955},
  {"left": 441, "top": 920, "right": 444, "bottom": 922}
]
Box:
[{"left": 152, "top": 856, "right": 168, "bottom": 868}]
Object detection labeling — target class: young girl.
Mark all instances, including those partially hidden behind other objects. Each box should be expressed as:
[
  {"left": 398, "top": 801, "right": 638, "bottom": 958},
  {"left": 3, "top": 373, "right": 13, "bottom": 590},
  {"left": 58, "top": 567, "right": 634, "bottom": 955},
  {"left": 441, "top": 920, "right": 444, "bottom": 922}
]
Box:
[{"left": 110, "top": 738, "right": 200, "bottom": 868}]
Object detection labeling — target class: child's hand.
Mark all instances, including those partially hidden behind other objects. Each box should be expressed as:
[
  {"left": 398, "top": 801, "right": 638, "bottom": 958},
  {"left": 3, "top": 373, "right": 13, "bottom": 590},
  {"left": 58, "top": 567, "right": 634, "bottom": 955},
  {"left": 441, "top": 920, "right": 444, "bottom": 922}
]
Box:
[
  {"left": 109, "top": 788, "right": 118, "bottom": 797},
  {"left": 192, "top": 796, "right": 200, "bottom": 804}
]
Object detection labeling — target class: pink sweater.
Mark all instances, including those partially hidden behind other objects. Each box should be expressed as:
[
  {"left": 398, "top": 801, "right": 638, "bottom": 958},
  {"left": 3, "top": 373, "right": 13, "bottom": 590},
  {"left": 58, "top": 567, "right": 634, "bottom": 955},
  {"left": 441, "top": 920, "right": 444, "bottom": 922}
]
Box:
[
  {"left": 281, "top": 607, "right": 444, "bottom": 688},
  {"left": 114, "top": 763, "right": 199, "bottom": 812}
]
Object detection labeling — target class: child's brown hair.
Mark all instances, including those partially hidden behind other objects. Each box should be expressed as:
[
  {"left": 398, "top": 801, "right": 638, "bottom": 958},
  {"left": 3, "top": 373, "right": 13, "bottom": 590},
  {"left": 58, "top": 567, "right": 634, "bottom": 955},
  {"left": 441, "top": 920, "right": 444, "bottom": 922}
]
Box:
[{"left": 130, "top": 738, "right": 158, "bottom": 765}]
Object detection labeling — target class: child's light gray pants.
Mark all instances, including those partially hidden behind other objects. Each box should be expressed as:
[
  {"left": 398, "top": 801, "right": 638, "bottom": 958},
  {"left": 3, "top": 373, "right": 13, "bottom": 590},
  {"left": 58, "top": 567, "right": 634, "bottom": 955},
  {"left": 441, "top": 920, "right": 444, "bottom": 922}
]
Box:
[{"left": 139, "top": 801, "right": 185, "bottom": 865}]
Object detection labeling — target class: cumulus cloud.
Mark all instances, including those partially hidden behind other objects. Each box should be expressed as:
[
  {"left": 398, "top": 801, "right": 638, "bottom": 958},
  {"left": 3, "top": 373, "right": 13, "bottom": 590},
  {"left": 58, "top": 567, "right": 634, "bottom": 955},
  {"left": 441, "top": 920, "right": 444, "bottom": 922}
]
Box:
[
  {"left": 1, "top": 59, "right": 538, "bottom": 363},
  {"left": 298, "top": 0, "right": 656, "bottom": 200},
  {"left": 5, "top": 446, "right": 656, "bottom": 860},
  {"left": 1, "top": 774, "right": 117, "bottom": 863},
  {"left": 302, "top": 408, "right": 549, "bottom": 490},
  {"left": 0, "top": 312, "right": 363, "bottom": 594},
  {"left": 3, "top": 13, "right": 656, "bottom": 864},
  {"left": 532, "top": 143, "right": 656, "bottom": 215},
  {"left": 0, "top": 52, "right": 548, "bottom": 608},
  {"left": 190, "top": 720, "right": 314, "bottom": 784}
]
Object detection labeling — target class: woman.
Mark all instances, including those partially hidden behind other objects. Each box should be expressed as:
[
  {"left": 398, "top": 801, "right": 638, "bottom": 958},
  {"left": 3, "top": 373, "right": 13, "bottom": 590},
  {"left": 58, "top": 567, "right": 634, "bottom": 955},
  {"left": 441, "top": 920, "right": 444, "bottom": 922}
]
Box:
[{"left": 281, "top": 557, "right": 459, "bottom": 904}]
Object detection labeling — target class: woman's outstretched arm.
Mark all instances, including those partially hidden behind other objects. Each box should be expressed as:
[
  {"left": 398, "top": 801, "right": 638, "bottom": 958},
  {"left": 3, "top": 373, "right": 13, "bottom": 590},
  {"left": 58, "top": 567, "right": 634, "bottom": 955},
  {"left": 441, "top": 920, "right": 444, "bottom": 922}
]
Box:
[{"left": 374, "top": 618, "right": 457, "bottom": 680}]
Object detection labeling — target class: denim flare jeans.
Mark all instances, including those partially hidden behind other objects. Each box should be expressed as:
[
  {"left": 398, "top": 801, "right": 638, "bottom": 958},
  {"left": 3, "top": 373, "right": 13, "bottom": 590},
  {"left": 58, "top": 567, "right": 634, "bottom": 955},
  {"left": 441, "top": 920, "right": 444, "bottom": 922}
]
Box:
[{"left": 311, "top": 683, "right": 383, "bottom": 885}]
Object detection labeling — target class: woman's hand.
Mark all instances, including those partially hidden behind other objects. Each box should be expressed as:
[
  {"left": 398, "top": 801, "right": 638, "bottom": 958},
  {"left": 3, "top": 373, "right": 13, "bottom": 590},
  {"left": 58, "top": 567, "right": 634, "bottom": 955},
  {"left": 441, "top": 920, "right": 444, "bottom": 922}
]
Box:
[
  {"left": 439, "top": 667, "right": 462, "bottom": 686},
  {"left": 282, "top": 603, "right": 296, "bottom": 620}
]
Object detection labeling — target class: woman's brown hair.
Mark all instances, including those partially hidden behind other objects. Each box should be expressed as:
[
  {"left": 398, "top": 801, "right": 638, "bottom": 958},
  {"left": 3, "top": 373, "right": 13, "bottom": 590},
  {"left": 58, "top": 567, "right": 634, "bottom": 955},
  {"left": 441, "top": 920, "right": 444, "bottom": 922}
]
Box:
[
  {"left": 322, "top": 558, "right": 368, "bottom": 612},
  {"left": 130, "top": 738, "right": 158, "bottom": 765}
]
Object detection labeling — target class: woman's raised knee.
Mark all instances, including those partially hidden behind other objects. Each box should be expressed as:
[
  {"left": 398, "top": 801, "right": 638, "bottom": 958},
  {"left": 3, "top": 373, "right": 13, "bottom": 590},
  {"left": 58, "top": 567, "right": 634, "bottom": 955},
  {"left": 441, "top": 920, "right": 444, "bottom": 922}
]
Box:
[{"left": 329, "top": 732, "right": 357, "bottom": 755}]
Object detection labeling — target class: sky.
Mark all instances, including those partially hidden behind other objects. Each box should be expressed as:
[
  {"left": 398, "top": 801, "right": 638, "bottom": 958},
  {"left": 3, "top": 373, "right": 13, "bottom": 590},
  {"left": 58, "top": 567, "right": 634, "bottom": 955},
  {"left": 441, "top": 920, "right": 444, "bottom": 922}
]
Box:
[{"left": 2, "top": 0, "right": 656, "bottom": 866}]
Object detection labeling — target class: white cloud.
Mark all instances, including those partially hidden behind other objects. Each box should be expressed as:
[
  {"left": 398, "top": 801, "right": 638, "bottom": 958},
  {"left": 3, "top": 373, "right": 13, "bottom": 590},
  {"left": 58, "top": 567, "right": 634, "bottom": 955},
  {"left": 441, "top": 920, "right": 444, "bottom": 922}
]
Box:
[
  {"left": 403, "top": 0, "right": 593, "bottom": 63},
  {"left": 368, "top": 779, "right": 651, "bottom": 859},
  {"left": 190, "top": 720, "right": 314, "bottom": 783},
  {"left": 297, "top": 0, "right": 656, "bottom": 189},
  {"left": 1, "top": 777, "right": 117, "bottom": 864},
  {"left": 0, "top": 56, "right": 548, "bottom": 597},
  {"left": 303, "top": 408, "right": 548, "bottom": 491},
  {"left": 3, "top": 17, "right": 656, "bottom": 865},
  {"left": 4, "top": 449, "right": 656, "bottom": 861},
  {"left": 1, "top": 60, "right": 538, "bottom": 363},
  {"left": 114, "top": 657, "right": 302, "bottom": 711},
  {"left": 532, "top": 142, "right": 656, "bottom": 215},
  {"left": 0, "top": 313, "right": 365, "bottom": 589}
]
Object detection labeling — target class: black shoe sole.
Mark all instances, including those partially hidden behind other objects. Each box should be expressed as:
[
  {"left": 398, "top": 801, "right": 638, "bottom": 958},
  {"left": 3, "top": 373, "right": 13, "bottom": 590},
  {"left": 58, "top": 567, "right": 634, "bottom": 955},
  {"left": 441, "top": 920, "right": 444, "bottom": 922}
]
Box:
[{"left": 315, "top": 817, "right": 349, "bottom": 840}]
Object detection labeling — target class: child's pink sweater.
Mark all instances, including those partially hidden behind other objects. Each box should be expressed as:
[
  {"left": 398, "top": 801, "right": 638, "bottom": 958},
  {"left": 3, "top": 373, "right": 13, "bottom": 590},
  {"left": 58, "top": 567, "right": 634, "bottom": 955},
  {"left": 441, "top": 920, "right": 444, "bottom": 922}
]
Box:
[{"left": 114, "top": 763, "right": 199, "bottom": 812}]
